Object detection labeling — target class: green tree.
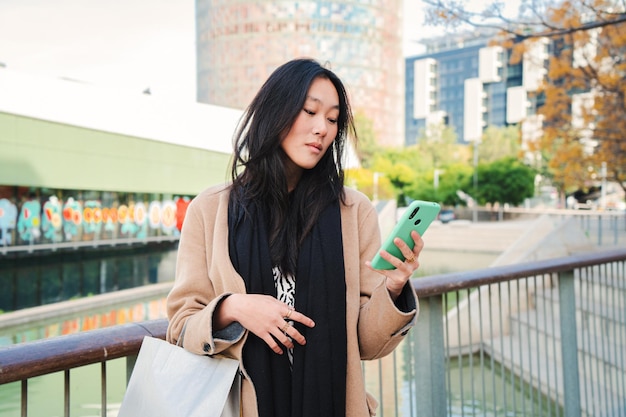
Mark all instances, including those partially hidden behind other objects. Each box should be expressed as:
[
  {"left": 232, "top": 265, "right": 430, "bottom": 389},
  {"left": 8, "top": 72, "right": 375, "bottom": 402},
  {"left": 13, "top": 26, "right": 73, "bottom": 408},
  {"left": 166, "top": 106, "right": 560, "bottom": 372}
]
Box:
[
  {"left": 415, "top": 122, "right": 462, "bottom": 170},
  {"left": 478, "top": 125, "right": 521, "bottom": 164},
  {"left": 353, "top": 111, "right": 379, "bottom": 169},
  {"left": 405, "top": 163, "right": 473, "bottom": 206},
  {"left": 344, "top": 167, "right": 394, "bottom": 201},
  {"left": 473, "top": 157, "right": 536, "bottom": 206},
  {"left": 363, "top": 123, "right": 473, "bottom": 206},
  {"left": 370, "top": 151, "right": 422, "bottom": 205}
]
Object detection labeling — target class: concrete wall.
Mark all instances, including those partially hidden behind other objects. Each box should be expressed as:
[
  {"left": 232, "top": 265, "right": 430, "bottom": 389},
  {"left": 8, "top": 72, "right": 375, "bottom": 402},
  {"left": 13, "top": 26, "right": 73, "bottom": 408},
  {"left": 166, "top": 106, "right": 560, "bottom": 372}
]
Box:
[{"left": 0, "top": 112, "right": 232, "bottom": 195}]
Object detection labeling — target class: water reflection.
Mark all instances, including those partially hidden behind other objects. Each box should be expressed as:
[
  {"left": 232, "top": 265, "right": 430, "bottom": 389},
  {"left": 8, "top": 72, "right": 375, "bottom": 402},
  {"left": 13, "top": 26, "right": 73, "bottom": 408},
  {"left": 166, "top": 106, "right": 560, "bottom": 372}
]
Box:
[
  {"left": 0, "top": 359, "right": 128, "bottom": 417},
  {"left": 0, "top": 295, "right": 169, "bottom": 346},
  {"left": 0, "top": 243, "right": 177, "bottom": 313},
  {"left": 362, "top": 335, "right": 559, "bottom": 417}
]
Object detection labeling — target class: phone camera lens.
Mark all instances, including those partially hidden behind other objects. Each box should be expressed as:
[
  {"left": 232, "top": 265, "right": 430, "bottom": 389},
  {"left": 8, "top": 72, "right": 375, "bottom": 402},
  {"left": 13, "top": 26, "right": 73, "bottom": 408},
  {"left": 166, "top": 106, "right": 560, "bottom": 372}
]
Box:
[{"left": 408, "top": 207, "right": 420, "bottom": 219}]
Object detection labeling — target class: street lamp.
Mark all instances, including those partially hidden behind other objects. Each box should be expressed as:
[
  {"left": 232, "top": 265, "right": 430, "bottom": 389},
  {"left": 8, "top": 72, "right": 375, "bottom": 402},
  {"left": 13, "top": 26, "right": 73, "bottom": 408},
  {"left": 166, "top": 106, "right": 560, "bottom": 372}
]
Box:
[
  {"left": 472, "top": 139, "right": 480, "bottom": 222},
  {"left": 600, "top": 161, "right": 607, "bottom": 210},
  {"left": 434, "top": 169, "right": 445, "bottom": 199},
  {"left": 373, "top": 172, "right": 383, "bottom": 202}
]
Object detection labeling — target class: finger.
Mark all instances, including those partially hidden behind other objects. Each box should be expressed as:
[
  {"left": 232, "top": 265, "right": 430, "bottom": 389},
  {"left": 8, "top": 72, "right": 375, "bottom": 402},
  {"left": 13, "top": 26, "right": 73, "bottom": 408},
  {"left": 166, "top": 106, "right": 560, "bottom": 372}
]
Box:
[
  {"left": 365, "top": 260, "right": 397, "bottom": 275},
  {"left": 408, "top": 233, "right": 424, "bottom": 267},
  {"left": 403, "top": 251, "right": 417, "bottom": 264},
  {"left": 393, "top": 236, "right": 412, "bottom": 251},
  {"left": 392, "top": 236, "right": 418, "bottom": 262},
  {"left": 377, "top": 248, "right": 405, "bottom": 270},
  {"left": 285, "top": 324, "right": 307, "bottom": 346},
  {"left": 288, "top": 311, "right": 315, "bottom": 328},
  {"left": 411, "top": 230, "right": 425, "bottom": 252},
  {"left": 407, "top": 232, "right": 424, "bottom": 257},
  {"left": 263, "top": 334, "right": 284, "bottom": 355},
  {"left": 283, "top": 311, "right": 313, "bottom": 346},
  {"left": 279, "top": 322, "right": 296, "bottom": 349}
]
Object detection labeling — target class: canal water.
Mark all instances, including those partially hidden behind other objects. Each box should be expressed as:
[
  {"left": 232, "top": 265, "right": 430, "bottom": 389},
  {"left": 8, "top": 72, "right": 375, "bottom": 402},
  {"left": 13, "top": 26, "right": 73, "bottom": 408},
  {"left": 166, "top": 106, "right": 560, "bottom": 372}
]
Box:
[
  {"left": 0, "top": 242, "right": 177, "bottom": 315},
  {"left": 0, "top": 247, "right": 501, "bottom": 417}
]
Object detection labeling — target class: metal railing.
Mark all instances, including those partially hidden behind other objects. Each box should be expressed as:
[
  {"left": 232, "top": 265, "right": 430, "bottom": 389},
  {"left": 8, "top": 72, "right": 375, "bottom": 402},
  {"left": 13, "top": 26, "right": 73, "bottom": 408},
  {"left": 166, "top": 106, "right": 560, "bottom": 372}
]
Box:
[
  {"left": 1, "top": 248, "right": 625, "bottom": 417},
  {"left": 0, "top": 234, "right": 179, "bottom": 255},
  {"left": 454, "top": 207, "right": 625, "bottom": 249}
]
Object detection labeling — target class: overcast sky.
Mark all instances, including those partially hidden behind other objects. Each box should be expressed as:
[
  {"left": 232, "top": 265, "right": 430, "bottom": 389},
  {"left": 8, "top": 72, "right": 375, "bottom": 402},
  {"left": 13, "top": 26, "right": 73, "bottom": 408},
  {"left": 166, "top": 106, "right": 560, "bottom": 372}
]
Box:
[
  {"left": 0, "top": 0, "right": 197, "bottom": 100},
  {"left": 0, "top": 0, "right": 427, "bottom": 102}
]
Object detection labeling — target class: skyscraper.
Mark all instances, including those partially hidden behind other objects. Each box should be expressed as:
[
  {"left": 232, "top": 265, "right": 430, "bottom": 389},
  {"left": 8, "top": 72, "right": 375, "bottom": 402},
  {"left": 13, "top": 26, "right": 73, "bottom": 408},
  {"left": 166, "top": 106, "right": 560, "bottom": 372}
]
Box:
[
  {"left": 196, "top": 0, "right": 405, "bottom": 146},
  {"left": 405, "top": 30, "right": 548, "bottom": 147},
  {"left": 405, "top": 32, "right": 494, "bottom": 145}
]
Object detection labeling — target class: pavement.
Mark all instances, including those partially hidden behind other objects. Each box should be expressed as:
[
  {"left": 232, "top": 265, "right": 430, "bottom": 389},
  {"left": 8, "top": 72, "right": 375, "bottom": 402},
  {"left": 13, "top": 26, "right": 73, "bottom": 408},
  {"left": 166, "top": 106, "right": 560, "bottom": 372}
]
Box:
[
  {"left": 424, "top": 214, "right": 624, "bottom": 266},
  {"left": 424, "top": 219, "right": 533, "bottom": 254}
]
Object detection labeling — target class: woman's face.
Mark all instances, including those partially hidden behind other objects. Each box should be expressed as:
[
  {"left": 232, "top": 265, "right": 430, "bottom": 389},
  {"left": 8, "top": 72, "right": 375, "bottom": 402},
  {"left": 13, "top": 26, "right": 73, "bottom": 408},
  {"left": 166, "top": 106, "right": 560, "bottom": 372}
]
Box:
[{"left": 281, "top": 76, "right": 340, "bottom": 189}]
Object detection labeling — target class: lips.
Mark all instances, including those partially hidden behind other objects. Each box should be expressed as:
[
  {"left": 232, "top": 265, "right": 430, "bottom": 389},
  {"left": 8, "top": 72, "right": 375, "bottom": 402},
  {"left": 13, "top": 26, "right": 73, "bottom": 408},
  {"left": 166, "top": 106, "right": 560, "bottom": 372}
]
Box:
[{"left": 307, "top": 143, "right": 323, "bottom": 153}]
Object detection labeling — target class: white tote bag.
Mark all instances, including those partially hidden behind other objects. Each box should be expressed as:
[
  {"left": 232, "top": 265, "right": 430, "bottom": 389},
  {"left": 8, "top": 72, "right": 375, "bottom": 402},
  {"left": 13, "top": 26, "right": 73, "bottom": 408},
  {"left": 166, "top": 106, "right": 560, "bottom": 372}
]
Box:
[{"left": 118, "top": 336, "right": 241, "bottom": 417}]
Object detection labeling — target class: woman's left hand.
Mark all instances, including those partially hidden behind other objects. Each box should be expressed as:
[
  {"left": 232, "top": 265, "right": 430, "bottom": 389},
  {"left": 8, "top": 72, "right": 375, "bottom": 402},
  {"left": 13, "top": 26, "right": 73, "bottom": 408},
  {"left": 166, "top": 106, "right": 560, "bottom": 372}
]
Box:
[{"left": 366, "top": 230, "right": 424, "bottom": 301}]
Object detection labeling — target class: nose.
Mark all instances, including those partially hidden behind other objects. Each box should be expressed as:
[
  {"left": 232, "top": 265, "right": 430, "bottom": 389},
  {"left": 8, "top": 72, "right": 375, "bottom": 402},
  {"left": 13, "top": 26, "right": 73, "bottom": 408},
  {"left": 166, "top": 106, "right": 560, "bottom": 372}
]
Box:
[{"left": 313, "top": 117, "right": 328, "bottom": 137}]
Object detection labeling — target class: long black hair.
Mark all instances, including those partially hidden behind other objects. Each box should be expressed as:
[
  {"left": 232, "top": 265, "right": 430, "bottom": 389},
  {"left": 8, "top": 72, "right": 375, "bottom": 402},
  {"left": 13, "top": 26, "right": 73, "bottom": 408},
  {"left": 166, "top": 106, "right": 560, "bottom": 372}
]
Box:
[{"left": 229, "top": 58, "right": 356, "bottom": 276}]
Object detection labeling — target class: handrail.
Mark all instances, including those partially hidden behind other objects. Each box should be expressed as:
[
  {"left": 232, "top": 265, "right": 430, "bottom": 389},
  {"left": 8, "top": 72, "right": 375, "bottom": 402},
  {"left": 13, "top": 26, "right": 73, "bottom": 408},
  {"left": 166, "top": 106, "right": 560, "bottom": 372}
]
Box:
[
  {"left": 0, "top": 234, "right": 179, "bottom": 255},
  {"left": 1, "top": 247, "right": 625, "bottom": 406},
  {"left": 0, "top": 319, "right": 167, "bottom": 384},
  {"left": 412, "top": 247, "right": 626, "bottom": 297}
]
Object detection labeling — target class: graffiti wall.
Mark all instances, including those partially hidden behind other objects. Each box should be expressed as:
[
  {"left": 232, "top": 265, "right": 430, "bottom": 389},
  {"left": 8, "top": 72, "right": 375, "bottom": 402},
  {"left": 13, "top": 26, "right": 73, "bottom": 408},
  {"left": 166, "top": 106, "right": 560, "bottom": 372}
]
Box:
[{"left": 0, "top": 186, "right": 191, "bottom": 247}]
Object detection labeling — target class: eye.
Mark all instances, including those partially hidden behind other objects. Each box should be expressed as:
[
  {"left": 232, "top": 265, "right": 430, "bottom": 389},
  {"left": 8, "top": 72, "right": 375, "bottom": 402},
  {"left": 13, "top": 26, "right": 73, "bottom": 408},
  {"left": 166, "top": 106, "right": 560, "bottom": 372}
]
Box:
[
  {"left": 303, "top": 108, "right": 315, "bottom": 115},
  {"left": 327, "top": 118, "right": 338, "bottom": 124}
]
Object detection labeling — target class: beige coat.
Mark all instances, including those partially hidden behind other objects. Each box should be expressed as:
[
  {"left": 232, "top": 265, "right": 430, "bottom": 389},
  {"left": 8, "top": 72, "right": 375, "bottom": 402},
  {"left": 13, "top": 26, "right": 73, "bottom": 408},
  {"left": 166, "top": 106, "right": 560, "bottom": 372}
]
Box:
[{"left": 166, "top": 184, "right": 418, "bottom": 417}]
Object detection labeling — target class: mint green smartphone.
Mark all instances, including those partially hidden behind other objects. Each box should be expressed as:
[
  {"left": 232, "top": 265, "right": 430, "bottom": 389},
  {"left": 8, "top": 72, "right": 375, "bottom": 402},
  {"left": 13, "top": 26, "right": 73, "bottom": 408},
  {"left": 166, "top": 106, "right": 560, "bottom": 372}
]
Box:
[{"left": 370, "top": 200, "right": 441, "bottom": 270}]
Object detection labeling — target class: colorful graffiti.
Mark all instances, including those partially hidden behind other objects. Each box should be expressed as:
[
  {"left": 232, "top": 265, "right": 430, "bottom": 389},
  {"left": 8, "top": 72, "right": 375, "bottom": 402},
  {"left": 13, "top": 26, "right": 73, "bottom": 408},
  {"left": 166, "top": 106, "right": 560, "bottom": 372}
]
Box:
[
  {"left": 0, "top": 198, "right": 18, "bottom": 245},
  {"left": 17, "top": 200, "right": 41, "bottom": 242},
  {"left": 41, "top": 196, "right": 63, "bottom": 242},
  {"left": 0, "top": 194, "right": 192, "bottom": 247},
  {"left": 62, "top": 197, "right": 82, "bottom": 240}
]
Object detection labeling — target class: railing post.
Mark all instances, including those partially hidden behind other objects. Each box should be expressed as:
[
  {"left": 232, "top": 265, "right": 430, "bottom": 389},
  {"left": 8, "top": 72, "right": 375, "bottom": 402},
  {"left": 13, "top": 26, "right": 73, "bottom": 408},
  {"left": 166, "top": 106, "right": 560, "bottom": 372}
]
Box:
[
  {"left": 413, "top": 295, "right": 447, "bottom": 417},
  {"left": 558, "top": 270, "right": 582, "bottom": 417},
  {"left": 126, "top": 354, "right": 138, "bottom": 385},
  {"left": 597, "top": 215, "right": 603, "bottom": 246},
  {"left": 21, "top": 380, "right": 27, "bottom": 417}
]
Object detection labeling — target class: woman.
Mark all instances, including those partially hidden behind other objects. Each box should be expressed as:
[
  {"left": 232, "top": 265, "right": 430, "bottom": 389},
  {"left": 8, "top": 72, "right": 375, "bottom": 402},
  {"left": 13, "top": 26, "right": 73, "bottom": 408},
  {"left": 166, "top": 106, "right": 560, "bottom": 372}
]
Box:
[{"left": 166, "top": 58, "right": 423, "bottom": 417}]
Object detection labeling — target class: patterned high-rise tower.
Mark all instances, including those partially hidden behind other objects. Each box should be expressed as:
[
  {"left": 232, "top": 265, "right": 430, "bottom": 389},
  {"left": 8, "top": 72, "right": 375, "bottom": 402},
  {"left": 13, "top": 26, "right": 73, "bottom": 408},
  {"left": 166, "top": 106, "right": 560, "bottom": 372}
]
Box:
[{"left": 196, "top": 0, "right": 404, "bottom": 146}]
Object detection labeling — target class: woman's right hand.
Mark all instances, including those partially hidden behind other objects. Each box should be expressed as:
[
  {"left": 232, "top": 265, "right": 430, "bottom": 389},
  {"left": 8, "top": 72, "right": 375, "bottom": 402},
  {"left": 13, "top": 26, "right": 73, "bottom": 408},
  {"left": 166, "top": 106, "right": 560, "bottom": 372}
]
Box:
[{"left": 215, "top": 293, "right": 315, "bottom": 354}]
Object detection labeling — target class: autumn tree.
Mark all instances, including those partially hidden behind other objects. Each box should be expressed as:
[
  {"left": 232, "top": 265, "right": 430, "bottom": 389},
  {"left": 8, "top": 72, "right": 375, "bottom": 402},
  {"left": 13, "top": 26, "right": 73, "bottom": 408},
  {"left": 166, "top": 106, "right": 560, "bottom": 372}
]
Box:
[{"left": 422, "top": 0, "right": 626, "bottom": 199}]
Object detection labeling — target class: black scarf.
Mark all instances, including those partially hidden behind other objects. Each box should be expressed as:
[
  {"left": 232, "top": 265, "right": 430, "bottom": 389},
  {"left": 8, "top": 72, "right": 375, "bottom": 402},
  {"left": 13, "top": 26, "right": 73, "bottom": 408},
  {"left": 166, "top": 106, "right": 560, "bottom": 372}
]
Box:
[{"left": 228, "top": 192, "right": 347, "bottom": 417}]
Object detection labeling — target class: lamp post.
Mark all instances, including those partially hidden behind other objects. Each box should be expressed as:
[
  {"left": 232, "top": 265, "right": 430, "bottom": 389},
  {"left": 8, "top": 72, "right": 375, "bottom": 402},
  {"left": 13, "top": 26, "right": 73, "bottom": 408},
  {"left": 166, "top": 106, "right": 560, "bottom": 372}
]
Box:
[
  {"left": 434, "top": 169, "right": 444, "bottom": 200},
  {"left": 600, "top": 161, "right": 607, "bottom": 210},
  {"left": 472, "top": 139, "right": 480, "bottom": 222},
  {"left": 373, "top": 172, "right": 382, "bottom": 202}
]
